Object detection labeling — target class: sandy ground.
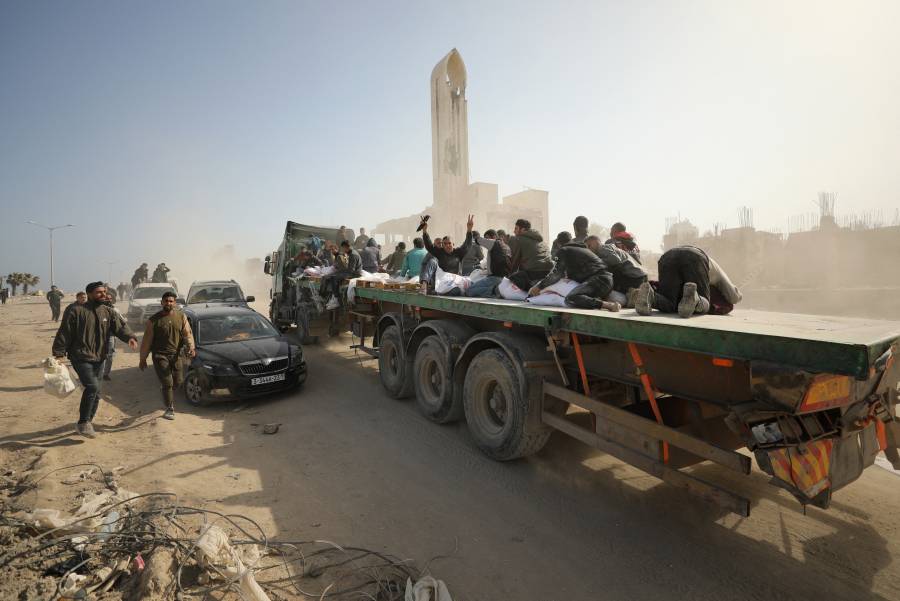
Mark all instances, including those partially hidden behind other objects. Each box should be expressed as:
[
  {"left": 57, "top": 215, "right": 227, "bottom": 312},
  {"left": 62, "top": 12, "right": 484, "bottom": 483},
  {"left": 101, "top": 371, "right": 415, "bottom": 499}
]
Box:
[{"left": 2, "top": 295, "right": 900, "bottom": 601}]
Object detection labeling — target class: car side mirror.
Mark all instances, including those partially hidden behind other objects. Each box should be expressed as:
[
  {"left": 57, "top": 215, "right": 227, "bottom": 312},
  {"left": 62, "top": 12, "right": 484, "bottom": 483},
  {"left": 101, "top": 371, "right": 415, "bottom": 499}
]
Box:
[
  {"left": 246, "top": 295, "right": 255, "bottom": 303},
  {"left": 176, "top": 297, "right": 186, "bottom": 305},
  {"left": 263, "top": 257, "right": 271, "bottom": 275}
]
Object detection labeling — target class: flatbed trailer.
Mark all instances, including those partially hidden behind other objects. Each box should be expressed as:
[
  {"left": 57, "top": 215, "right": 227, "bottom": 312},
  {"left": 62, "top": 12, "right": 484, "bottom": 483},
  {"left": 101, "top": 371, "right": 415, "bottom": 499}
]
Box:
[{"left": 301, "top": 279, "right": 900, "bottom": 516}]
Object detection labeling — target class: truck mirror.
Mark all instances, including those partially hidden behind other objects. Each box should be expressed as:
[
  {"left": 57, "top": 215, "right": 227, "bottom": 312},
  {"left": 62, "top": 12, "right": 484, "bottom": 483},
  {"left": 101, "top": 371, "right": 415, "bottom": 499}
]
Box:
[{"left": 246, "top": 295, "right": 255, "bottom": 303}]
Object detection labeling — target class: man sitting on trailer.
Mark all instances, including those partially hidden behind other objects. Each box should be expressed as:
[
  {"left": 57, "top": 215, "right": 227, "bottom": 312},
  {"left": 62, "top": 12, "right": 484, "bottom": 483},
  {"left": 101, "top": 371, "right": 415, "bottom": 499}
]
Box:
[
  {"left": 527, "top": 241, "right": 621, "bottom": 312},
  {"left": 634, "top": 246, "right": 742, "bottom": 317},
  {"left": 320, "top": 240, "right": 362, "bottom": 310},
  {"left": 605, "top": 222, "right": 642, "bottom": 263},
  {"left": 466, "top": 229, "right": 512, "bottom": 298},
  {"left": 585, "top": 236, "right": 647, "bottom": 307},
  {"left": 399, "top": 238, "right": 427, "bottom": 278},
  {"left": 507, "top": 219, "right": 554, "bottom": 291},
  {"left": 419, "top": 215, "right": 475, "bottom": 291}
]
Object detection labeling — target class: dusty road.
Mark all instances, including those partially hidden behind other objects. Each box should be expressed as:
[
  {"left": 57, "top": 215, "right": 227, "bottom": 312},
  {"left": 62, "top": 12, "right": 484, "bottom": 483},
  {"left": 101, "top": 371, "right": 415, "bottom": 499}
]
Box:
[{"left": 2, "top": 296, "right": 899, "bottom": 600}]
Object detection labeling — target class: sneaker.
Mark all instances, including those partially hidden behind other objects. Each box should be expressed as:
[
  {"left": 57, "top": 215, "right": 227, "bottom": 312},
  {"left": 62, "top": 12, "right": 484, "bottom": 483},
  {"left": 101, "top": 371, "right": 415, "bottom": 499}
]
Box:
[
  {"left": 76, "top": 422, "right": 97, "bottom": 438},
  {"left": 162, "top": 408, "right": 175, "bottom": 420},
  {"left": 696, "top": 296, "right": 710, "bottom": 315},
  {"left": 624, "top": 287, "right": 639, "bottom": 309},
  {"left": 635, "top": 282, "right": 654, "bottom": 316},
  {"left": 325, "top": 296, "right": 340, "bottom": 310},
  {"left": 678, "top": 283, "right": 700, "bottom": 318},
  {"left": 102, "top": 375, "right": 111, "bottom": 381}
]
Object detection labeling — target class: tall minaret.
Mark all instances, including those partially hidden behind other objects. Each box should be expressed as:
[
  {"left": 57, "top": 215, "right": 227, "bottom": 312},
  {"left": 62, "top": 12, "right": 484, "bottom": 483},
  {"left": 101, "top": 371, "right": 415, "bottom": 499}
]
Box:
[{"left": 431, "top": 49, "right": 470, "bottom": 216}]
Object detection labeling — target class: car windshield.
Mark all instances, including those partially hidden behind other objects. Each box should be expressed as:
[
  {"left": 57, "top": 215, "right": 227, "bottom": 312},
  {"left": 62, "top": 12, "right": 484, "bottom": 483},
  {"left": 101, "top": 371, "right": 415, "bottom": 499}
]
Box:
[
  {"left": 198, "top": 314, "right": 278, "bottom": 344},
  {"left": 133, "top": 287, "right": 174, "bottom": 299},
  {"left": 188, "top": 285, "right": 243, "bottom": 303}
]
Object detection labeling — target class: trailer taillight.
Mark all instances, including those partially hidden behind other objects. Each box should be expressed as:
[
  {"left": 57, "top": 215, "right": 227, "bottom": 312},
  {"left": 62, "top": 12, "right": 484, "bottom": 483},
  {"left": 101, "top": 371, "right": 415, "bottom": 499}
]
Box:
[{"left": 798, "top": 374, "right": 851, "bottom": 413}]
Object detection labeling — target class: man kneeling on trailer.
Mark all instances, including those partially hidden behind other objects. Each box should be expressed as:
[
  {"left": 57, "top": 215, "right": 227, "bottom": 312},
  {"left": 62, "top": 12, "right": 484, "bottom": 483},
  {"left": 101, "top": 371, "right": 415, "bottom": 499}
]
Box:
[
  {"left": 527, "top": 242, "right": 621, "bottom": 311},
  {"left": 635, "top": 245, "right": 742, "bottom": 317}
]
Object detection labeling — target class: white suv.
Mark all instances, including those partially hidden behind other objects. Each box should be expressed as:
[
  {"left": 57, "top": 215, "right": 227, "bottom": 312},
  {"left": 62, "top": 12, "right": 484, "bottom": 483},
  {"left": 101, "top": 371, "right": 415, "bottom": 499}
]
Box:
[{"left": 126, "top": 282, "right": 181, "bottom": 328}]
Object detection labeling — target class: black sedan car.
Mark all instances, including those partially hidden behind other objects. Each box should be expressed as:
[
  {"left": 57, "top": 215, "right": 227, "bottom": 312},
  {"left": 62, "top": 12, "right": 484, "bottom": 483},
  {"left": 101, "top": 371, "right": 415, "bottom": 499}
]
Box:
[{"left": 182, "top": 306, "right": 306, "bottom": 405}]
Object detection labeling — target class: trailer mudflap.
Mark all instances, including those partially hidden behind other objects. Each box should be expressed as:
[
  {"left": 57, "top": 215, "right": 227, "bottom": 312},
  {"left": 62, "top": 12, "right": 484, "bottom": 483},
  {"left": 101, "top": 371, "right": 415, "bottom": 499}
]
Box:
[{"left": 757, "top": 422, "right": 881, "bottom": 509}]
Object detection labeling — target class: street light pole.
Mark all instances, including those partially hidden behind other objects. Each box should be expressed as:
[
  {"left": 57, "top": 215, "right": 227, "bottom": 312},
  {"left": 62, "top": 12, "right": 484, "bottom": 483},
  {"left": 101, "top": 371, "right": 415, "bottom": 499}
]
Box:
[
  {"left": 26, "top": 221, "right": 75, "bottom": 287},
  {"left": 105, "top": 261, "right": 118, "bottom": 284}
]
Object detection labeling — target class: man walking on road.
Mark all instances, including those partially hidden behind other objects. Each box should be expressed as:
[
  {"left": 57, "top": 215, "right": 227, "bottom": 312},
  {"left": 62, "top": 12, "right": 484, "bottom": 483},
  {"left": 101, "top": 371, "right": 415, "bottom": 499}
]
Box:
[
  {"left": 52, "top": 282, "right": 138, "bottom": 437},
  {"left": 139, "top": 291, "right": 196, "bottom": 420},
  {"left": 102, "top": 288, "right": 126, "bottom": 381},
  {"left": 47, "top": 285, "right": 65, "bottom": 321}
]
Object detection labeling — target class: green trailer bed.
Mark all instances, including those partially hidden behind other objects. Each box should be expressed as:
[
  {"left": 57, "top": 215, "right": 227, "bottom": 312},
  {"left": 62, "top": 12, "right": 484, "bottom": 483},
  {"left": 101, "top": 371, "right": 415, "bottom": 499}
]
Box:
[{"left": 352, "top": 286, "right": 900, "bottom": 379}]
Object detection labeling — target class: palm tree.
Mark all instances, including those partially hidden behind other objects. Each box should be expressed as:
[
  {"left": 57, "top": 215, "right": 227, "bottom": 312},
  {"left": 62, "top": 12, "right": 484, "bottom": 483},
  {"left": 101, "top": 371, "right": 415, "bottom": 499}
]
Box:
[
  {"left": 22, "top": 274, "right": 39, "bottom": 295},
  {"left": 5, "top": 273, "right": 22, "bottom": 296}
]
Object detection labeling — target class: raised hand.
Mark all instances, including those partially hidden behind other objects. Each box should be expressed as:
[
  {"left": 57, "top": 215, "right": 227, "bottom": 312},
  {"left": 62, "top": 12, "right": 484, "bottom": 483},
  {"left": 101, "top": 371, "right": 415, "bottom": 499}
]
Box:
[{"left": 466, "top": 214, "right": 474, "bottom": 232}]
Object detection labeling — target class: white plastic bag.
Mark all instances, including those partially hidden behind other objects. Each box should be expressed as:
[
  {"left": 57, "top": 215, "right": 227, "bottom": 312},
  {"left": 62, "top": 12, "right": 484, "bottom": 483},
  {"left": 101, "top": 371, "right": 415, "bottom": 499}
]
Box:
[
  {"left": 498, "top": 277, "right": 528, "bottom": 301},
  {"left": 406, "top": 576, "right": 453, "bottom": 601},
  {"left": 43, "top": 357, "right": 77, "bottom": 398},
  {"left": 435, "top": 271, "right": 470, "bottom": 295},
  {"left": 526, "top": 279, "right": 578, "bottom": 307}
]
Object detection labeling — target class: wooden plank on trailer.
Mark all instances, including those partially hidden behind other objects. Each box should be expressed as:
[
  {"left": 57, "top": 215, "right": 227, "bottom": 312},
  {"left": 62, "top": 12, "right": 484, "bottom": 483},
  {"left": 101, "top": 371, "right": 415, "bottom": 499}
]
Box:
[
  {"left": 544, "top": 382, "right": 751, "bottom": 474},
  {"left": 542, "top": 411, "right": 751, "bottom": 517}
]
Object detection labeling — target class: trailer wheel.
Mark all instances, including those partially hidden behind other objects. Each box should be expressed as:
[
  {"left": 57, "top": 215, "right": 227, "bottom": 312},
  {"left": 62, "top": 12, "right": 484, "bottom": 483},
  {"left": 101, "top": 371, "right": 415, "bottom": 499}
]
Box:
[
  {"left": 413, "top": 336, "right": 462, "bottom": 423},
  {"left": 463, "top": 349, "right": 550, "bottom": 460},
  {"left": 378, "top": 325, "right": 413, "bottom": 399}
]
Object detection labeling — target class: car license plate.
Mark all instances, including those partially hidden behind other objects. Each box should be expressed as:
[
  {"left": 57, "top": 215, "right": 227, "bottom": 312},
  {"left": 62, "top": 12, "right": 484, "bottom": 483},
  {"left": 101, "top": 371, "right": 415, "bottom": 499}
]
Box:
[{"left": 250, "top": 373, "right": 286, "bottom": 386}]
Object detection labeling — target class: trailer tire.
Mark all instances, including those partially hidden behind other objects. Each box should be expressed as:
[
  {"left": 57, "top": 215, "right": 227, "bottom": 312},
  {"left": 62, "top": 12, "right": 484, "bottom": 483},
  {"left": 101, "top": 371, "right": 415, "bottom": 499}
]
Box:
[
  {"left": 413, "top": 336, "right": 462, "bottom": 423},
  {"left": 378, "top": 325, "right": 413, "bottom": 399},
  {"left": 463, "top": 348, "right": 550, "bottom": 460}
]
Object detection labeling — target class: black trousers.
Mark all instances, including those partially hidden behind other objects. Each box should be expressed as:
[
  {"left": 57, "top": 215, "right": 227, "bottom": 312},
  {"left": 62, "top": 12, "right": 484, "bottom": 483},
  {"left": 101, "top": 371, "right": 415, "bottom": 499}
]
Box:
[
  {"left": 50, "top": 302, "right": 61, "bottom": 321},
  {"left": 319, "top": 274, "right": 349, "bottom": 299},
  {"left": 612, "top": 273, "right": 647, "bottom": 294},
  {"left": 566, "top": 273, "right": 614, "bottom": 309},
  {"left": 654, "top": 247, "right": 710, "bottom": 313},
  {"left": 508, "top": 269, "right": 551, "bottom": 291}
]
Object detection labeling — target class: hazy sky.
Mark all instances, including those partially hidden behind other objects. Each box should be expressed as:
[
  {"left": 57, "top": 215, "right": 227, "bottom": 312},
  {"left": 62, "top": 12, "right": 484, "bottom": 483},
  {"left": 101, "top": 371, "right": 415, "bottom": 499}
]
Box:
[{"left": 2, "top": 1, "right": 898, "bottom": 291}]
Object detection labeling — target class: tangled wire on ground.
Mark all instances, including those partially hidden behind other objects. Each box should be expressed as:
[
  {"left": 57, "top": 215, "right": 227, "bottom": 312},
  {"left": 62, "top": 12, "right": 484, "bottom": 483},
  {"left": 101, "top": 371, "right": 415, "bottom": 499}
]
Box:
[{"left": 0, "top": 463, "right": 448, "bottom": 600}]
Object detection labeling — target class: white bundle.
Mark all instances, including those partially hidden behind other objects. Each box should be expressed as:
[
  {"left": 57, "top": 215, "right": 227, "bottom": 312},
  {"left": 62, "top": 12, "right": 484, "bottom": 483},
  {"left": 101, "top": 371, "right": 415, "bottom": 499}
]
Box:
[
  {"left": 526, "top": 279, "right": 578, "bottom": 307},
  {"left": 42, "top": 357, "right": 77, "bottom": 398},
  {"left": 497, "top": 278, "right": 528, "bottom": 301}
]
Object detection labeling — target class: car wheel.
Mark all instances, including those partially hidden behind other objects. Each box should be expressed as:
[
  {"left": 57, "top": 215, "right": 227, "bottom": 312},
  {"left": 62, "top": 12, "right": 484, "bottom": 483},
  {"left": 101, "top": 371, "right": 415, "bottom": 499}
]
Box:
[{"left": 184, "top": 369, "right": 209, "bottom": 406}]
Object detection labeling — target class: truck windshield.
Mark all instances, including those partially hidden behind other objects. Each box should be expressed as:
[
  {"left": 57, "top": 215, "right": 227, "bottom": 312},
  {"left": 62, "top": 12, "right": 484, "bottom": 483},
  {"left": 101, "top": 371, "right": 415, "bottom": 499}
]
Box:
[
  {"left": 198, "top": 314, "right": 279, "bottom": 344},
  {"left": 188, "top": 286, "right": 243, "bottom": 303},
  {"left": 133, "top": 287, "right": 175, "bottom": 299}
]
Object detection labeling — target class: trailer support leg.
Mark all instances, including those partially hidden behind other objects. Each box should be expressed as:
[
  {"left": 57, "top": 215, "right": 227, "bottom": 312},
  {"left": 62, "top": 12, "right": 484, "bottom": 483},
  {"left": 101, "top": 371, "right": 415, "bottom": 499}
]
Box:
[{"left": 628, "top": 342, "right": 669, "bottom": 464}]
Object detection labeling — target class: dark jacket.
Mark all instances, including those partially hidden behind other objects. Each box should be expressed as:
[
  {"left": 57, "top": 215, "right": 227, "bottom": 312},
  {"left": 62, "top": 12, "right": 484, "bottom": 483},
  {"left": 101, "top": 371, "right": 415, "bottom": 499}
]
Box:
[
  {"left": 361, "top": 240, "right": 381, "bottom": 273},
  {"left": 593, "top": 244, "right": 647, "bottom": 283},
  {"left": 335, "top": 249, "right": 362, "bottom": 278},
  {"left": 461, "top": 243, "right": 484, "bottom": 276},
  {"left": 47, "top": 290, "right": 65, "bottom": 306},
  {"left": 509, "top": 230, "right": 554, "bottom": 274},
  {"left": 537, "top": 243, "right": 611, "bottom": 289},
  {"left": 605, "top": 232, "right": 641, "bottom": 263},
  {"left": 382, "top": 249, "right": 407, "bottom": 273},
  {"left": 52, "top": 300, "right": 136, "bottom": 362},
  {"left": 423, "top": 231, "right": 473, "bottom": 274},
  {"left": 476, "top": 236, "right": 512, "bottom": 277}
]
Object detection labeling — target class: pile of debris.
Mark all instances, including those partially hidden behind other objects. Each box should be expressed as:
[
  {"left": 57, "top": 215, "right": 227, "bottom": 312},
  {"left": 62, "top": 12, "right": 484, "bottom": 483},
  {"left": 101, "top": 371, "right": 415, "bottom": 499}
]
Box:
[{"left": 0, "top": 459, "right": 452, "bottom": 600}]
